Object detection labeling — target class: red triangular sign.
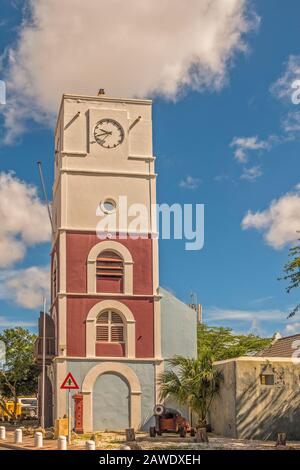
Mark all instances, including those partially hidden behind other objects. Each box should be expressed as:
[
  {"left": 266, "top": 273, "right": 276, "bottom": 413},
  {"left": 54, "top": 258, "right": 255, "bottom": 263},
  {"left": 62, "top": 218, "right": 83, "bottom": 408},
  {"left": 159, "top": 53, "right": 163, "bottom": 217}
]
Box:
[{"left": 60, "top": 372, "right": 79, "bottom": 390}]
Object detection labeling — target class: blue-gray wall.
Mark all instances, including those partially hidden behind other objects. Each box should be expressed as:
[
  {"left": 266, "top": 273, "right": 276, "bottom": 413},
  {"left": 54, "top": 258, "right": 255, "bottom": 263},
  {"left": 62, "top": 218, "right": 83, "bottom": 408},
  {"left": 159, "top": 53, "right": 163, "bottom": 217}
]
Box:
[
  {"left": 67, "top": 359, "right": 155, "bottom": 430},
  {"left": 93, "top": 373, "right": 129, "bottom": 430},
  {"left": 160, "top": 287, "right": 197, "bottom": 360}
]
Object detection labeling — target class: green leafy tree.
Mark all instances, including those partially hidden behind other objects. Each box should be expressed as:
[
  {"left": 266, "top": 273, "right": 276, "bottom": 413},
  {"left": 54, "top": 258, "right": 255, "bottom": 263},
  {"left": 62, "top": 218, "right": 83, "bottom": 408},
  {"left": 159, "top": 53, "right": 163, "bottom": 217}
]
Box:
[
  {"left": 158, "top": 354, "right": 223, "bottom": 428},
  {"left": 281, "top": 240, "right": 300, "bottom": 318},
  {"left": 197, "top": 324, "right": 272, "bottom": 361},
  {"left": 0, "top": 328, "right": 39, "bottom": 419}
]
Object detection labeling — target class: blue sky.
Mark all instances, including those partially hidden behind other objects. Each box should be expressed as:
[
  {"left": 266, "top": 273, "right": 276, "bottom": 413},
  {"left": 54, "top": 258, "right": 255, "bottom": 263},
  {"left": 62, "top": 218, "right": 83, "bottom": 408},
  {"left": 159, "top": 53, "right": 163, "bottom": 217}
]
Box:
[{"left": 0, "top": 0, "right": 300, "bottom": 337}]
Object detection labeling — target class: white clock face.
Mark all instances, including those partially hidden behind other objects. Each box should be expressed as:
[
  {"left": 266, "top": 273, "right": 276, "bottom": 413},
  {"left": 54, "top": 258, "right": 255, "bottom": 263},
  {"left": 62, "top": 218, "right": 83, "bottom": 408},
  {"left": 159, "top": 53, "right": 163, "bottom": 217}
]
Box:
[{"left": 94, "top": 119, "right": 125, "bottom": 149}]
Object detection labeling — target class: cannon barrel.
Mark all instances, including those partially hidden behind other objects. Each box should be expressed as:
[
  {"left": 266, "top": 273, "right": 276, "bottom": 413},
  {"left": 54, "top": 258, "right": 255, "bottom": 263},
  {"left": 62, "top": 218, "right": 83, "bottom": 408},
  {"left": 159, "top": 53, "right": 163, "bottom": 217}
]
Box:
[{"left": 153, "top": 404, "right": 181, "bottom": 416}]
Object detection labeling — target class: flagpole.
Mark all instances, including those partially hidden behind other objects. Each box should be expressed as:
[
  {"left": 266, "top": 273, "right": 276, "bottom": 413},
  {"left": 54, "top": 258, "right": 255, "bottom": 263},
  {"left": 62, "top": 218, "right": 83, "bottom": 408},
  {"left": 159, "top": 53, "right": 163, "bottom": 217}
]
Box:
[{"left": 41, "top": 298, "right": 46, "bottom": 429}]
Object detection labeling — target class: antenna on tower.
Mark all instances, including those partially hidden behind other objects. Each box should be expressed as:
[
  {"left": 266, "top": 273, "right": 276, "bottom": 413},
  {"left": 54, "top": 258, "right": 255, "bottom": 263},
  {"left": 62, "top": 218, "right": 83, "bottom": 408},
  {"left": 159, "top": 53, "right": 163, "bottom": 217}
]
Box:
[
  {"left": 37, "top": 161, "right": 54, "bottom": 234},
  {"left": 188, "top": 291, "right": 202, "bottom": 323},
  {"left": 190, "top": 291, "right": 197, "bottom": 305}
]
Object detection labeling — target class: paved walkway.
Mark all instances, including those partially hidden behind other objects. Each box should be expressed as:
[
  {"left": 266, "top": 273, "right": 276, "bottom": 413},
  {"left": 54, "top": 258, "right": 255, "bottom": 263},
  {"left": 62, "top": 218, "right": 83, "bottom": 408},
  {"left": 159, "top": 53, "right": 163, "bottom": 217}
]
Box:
[
  {"left": 1, "top": 430, "right": 300, "bottom": 451},
  {"left": 0, "top": 431, "right": 84, "bottom": 450}
]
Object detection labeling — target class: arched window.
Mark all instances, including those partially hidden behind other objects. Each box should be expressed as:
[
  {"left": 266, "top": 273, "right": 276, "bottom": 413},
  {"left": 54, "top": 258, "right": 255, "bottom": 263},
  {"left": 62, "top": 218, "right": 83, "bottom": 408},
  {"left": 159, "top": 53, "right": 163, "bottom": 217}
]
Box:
[
  {"left": 96, "top": 310, "right": 124, "bottom": 343},
  {"left": 87, "top": 241, "right": 133, "bottom": 295},
  {"left": 96, "top": 250, "right": 124, "bottom": 293},
  {"left": 86, "top": 300, "right": 135, "bottom": 358}
]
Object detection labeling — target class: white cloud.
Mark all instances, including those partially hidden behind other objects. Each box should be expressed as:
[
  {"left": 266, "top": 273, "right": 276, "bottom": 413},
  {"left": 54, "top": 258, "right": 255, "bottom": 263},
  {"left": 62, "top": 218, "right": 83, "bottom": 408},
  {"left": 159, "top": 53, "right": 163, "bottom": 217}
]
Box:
[
  {"left": 230, "top": 136, "right": 269, "bottom": 162},
  {"left": 204, "top": 306, "right": 293, "bottom": 337},
  {"left": 241, "top": 185, "right": 300, "bottom": 249},
  {"left": 250, "top": 296, "right": 274, "bottom": 305},
  {"left": 214, "top": 174, "right": 229, "bottom": 182},
  {"left": 1, "top": 0, "right": 258, "bottom": 142},
  {"left": 0, "top": 172, "right": 50, "bottom": 268},
  {"left": 282, "top": 111, "right": 300, "bottom": 133},
  {"left": 270, "top": 54, "right": 300, "bottom": 102},
  {"left": 179, "top": 175, "right": 201, "bottom": 190},
  {"left": 0, "top": 316, "right": 36, "bottom": 328},
  {"left": 285, "top": 323, "right": 300, "bottom": 335},
  {"left": 204, "top": 306, "right": 300, "bottom": 337},
  {"left": 0, "top": 266, "right": 49, "bottom": 309},
  {"left": 240, "top": 165, "right": 262, "bottom": 182},
  {"left": 270, "top": 55, "right": 300, "bottom": 138},
  {"left": 205, "top": 307, "right": 285, "bottom": 322}
]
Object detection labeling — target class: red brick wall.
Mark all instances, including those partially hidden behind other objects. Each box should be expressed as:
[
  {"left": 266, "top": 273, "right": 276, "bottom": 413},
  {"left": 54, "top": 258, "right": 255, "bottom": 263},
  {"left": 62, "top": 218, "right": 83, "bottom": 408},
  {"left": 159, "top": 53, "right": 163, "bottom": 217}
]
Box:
[
  {"left": 95, "top": 342, "right": 125, "bottom": 357},
  {"left": 66, "top": 232, "right": 153, "bottom": 295},
  {"left": 96, "top": 276, "right": 123, "bottom": 294},
  {"left": 66, "top": 297, "right": 154, "bottom": 358}
]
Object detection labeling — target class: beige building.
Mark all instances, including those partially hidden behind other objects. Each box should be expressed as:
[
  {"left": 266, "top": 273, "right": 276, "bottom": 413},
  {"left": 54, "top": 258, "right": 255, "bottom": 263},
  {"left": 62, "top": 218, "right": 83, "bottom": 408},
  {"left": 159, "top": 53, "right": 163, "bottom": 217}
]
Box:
[{"left": 210, "top": 334, "right": 300, "bottom": 440}]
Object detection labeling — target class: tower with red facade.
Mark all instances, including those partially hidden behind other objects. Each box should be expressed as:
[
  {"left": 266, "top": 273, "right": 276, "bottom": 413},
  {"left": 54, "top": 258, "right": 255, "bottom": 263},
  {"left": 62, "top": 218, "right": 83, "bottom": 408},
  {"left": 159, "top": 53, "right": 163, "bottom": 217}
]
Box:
[{"left": 40, "top": 92, "right": 197, "bottom": 431}]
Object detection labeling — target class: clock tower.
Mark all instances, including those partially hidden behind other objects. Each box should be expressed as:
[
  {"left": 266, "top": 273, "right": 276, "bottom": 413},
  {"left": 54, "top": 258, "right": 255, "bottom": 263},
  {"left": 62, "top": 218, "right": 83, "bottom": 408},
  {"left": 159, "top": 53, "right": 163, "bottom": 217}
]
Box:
[
  {"left": 39, "top": 91, "right": 197, "bottom": 432},
  {"left": 50, "top": 91, "right": 161, "bottom": 431}
]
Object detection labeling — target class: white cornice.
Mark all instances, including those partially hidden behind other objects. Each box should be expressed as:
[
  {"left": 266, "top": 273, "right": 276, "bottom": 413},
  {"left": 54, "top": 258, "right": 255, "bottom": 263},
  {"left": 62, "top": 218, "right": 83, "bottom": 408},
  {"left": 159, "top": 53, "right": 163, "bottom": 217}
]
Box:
[
  {"left": 52, "top": 167, "right": 156, "bottom": 197},
  {"left": 60, "top": 150, "right": 87, "bottom": 156},
  {"left": 60, "top": 168, "right": 156, "bottom": 178},
  {"left": 214, "top": 356, "right": 300, "bottom": 365},
  {"left": 53, "top": 356, "right": 163, "bottom": 363},
  {"left": 62, "top": 93, "right": 152, "bottom": 105}
]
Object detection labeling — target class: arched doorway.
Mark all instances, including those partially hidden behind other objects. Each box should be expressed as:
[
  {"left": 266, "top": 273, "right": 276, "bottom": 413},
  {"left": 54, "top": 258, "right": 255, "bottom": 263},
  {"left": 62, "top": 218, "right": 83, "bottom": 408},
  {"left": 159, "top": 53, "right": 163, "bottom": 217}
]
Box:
[
  {"left": 82, "top": 362, "right": 142, "bottom": 432},
  {"left": 93, "top": 373, "right": 129, "bottom": 430}
]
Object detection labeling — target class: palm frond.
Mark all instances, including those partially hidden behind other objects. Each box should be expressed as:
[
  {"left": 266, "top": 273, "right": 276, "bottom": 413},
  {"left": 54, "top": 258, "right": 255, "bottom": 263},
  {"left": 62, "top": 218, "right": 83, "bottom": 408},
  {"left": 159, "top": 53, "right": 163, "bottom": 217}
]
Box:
[{"left": 158, "top": 354, "right": 223, "bottom": 424}]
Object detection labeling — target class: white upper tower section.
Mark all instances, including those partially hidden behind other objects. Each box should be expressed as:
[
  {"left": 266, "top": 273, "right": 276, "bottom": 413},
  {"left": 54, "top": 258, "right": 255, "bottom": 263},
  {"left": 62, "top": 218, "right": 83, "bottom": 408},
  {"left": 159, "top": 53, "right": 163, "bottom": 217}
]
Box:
[{"left": 52, "top": 93, "right": 157, "bottom": 238}]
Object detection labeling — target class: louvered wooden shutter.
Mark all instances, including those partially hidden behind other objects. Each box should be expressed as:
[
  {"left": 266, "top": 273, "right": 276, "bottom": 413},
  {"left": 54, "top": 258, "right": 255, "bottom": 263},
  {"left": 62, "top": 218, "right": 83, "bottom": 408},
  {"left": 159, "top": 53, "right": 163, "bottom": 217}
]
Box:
[
  {"left": 98, "top": 311, "right": 109, "bottom": 323},
  {"left": 111, "top": 312, "right": 123, "bottom": 323},
  {"left": 96, "top": 310, "right": 124, "bottom": 343},
  {"left": 96, "top": 325, "right": 109, "bottom": 341},
  {"left": 96, "top": 251, "right": 124, "bottom": 278},
  {"left": 111, "top": 325, "right": 124, "bottom": 342}
]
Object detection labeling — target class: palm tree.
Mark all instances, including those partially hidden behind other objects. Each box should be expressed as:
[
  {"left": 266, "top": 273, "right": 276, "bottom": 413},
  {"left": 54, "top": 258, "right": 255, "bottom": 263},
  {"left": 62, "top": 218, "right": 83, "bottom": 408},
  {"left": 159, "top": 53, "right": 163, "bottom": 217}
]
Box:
[{"left": 158, "top": 352, "right": 223, "bottom": 428}]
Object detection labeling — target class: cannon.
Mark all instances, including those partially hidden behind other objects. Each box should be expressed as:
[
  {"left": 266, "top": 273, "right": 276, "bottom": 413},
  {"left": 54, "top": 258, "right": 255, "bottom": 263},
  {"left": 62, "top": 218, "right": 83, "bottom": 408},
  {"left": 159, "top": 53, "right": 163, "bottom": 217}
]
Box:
[{"left": 149, "top": 404, "right": 195, "bottom": 438}]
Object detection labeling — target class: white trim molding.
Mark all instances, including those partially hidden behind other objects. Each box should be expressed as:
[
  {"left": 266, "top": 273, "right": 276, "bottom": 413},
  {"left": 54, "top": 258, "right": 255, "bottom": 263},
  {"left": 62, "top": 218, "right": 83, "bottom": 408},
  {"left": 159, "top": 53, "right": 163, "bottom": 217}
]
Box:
[
  {"left": 87, "top": 240, "right": 133, "bottom": 295},
  {"left": 85, "top": 299, "right": 136, "bottom": 358},
  {"left": 82, "top": 362, "right": 142, "bottom": 431}
]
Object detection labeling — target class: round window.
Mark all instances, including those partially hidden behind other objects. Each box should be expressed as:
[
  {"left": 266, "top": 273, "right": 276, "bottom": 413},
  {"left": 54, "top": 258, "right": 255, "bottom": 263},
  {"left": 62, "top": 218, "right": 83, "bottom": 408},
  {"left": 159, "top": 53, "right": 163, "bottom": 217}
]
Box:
[{"left": 100, "top": 199, "right": 116, "bottom": 214}]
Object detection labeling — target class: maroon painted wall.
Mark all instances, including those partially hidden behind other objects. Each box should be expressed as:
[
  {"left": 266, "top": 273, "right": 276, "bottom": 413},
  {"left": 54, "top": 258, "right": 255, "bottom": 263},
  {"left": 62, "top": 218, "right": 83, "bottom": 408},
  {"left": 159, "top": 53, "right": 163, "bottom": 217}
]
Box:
[
  {"left": 66, "top": 232, "right": 153, "bottom": 295},
  {"left": 67, "top": 297, "right": 154, "bottom": 358},
  {"left": 96, "top": 276, "right": 123, "bottom": 294},
  {"left": 95, "top": 342, "right": 125, "bottom": 357}
]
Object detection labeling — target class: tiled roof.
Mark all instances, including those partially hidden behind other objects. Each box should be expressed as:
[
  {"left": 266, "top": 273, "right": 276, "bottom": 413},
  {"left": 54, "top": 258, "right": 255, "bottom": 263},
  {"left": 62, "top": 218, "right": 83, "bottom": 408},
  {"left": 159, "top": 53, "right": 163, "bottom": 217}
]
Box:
[{"left": 259, "top": 333, "right": 300, "bottom": 357}]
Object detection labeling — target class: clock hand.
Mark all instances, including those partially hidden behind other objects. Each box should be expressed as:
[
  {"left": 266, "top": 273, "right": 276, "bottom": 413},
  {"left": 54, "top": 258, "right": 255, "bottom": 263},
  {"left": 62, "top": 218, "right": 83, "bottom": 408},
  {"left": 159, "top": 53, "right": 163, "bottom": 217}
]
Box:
[
  {"left": 99, "top": 129, "right": 112, "bottom": 135},
  {"left": 96, "top": 132, "right": 109, "bottom": 137}
]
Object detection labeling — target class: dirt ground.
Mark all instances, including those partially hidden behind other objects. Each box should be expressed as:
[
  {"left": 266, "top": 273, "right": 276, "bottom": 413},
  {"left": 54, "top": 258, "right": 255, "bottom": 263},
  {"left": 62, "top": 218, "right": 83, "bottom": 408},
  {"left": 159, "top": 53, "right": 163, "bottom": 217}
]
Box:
[
  {"left": 1, "top": 425, "right": 300, "bottom": 451},
  {"left": 73, "top": 431, "right": 300, "bottom": 451}
]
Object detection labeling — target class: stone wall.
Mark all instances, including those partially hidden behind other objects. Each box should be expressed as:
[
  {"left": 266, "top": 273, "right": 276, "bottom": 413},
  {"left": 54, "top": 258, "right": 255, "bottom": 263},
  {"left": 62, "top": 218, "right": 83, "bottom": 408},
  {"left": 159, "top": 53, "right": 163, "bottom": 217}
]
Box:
[{"left": 210, "top": 358, "right": 300, "bottom": 440}]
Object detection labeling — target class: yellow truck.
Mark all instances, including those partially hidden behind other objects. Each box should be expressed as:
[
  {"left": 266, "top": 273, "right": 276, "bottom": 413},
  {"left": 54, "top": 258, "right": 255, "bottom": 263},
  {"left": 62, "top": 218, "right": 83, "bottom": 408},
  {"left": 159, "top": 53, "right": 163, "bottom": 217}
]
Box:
[
  {"left": 0, "top": 397, "right": 37, "bottom": 421},
  {"left": 0, "top": 401, "right": 22, "bottom": 421}
]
